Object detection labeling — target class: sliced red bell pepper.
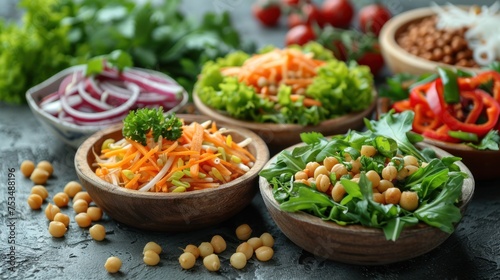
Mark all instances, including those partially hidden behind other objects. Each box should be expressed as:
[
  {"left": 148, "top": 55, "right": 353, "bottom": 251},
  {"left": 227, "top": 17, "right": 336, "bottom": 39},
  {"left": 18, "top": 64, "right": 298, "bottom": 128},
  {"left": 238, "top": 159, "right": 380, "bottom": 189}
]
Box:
[
  {"left": 426, "top": 79, "right": 500, "bottom": 137},
  {"left": 422, "top": 124, "right": 461, "bottom": 143},
  {"left": 392, "top": 99, "right": 411, "bottom": 113},
  {"left": 412, "top": 103, "right": 439, "bottom": 134},
  {"left": 461, "top": 91, "right": 483, "bottom": 124}
]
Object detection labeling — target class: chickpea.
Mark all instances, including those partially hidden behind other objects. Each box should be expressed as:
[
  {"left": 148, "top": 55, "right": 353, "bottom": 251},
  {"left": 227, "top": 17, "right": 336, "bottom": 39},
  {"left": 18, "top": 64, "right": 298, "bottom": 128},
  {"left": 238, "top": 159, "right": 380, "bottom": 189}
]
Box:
[
  {"left": 75, "top": 212, "right": 92, "bottom": 228},
  {"left": 64, "top": 181, "right": 82, "bottom": 198},
  {"left": 350, "top": 159, "right": 361, "bottom": 174},
  {"left": 27, "top": 194, "right": 43, "bottom": 210},
  {"left": 45, "top": 203, "right": 61, "bottom": 221},
  {"left": 236, "top": 242, "right": 254, "bottom": 260},
  {"left": 365, "top": 170, "right": 381, "bottom": 188},
  {"left": 247, "top": 237, "right": 264, "bottom": 250},
  {"left": 315, "top": 174, "right": 331, "bottom": 193},
  {"left": 406, "top": 165, "right": 419, "bottom": 176},
  {"left": 331, "top": 164, "right": 348, "bottom": 180},
  {"left": 305, "top": 162, "right": 320, "bottom": 176},
  {"left": 373, "top": 193, "right": 386, "bottom": 204},
  {"left": 255, "top": 246, "right": 274, "bottom": 262},
  {"left": 400, "top": 191, "right": 419, "bottom": 211},
  {"left": 87, "top": 206, "right": 103, "bottom": 221},
  {"left": 143, "top": 250, "right": 160, "bottom": 266},
  {"left": 203, "top": 254, "right": 220, "bottom": 272},
  {"left": 143, "top": 241, "right": 162, "bottom": 254},
  {"left": 313, "top": 165, "right": 329, "bottom": 179},
  {"left": 323, "top": 157, "right": 339, "bottom": 171},
  {"left": 73, "top": 191, "right": 92, "bottom": 204},
  {"left": 378, "top": 179, "right": 394, "bottom": 193},
  {"left": 360, "top": 145, "right": 377, "bottom": 157},
  {"left": 53, "top": 192, "right": 70, "bottom": 208},
  {"left": 198, "top": 242, "right": 214, "bottom": 258},
  {"left": 294, "top": 170, "right": 308, "bottom": 181},
  {"left": 104, "top": 256, "right": 122, "bottom": 273},
  {"left": 403, "top": 155, "right": 419, "bottom": 167},
  {"left": 31, "top": 185, "right": 49, "bottom": 200},
  {"left": 89, "top": 224, "right": 106, "bottom": 241},
  {"left": 48, "top": 221, "right": 67, "bottom": 238},
  {"left": 73, "top": 199, "right": 89, "bottom": 214},
  {"left": 179, "top": 252, "right": 196, "bottom": 269},
  {"left": 230, "top": 252, "right": 247, "bottom": 269},
  {"left": 432, "top": 48, "right": 444, "bottom": 61},
  {"left": 30, "top": 168, "right": 49, "bottom": 185},
  {"left": 351, "top": 177, "right": 360, "bottom": 184},
  {"left": 183, "top": 244, "right": 200, "bottom": 259},
  {"left": 396, "top": 167, "right": 409, "bottom": 181},
  {"left": 331, "top": 182, "right": 346, "bottom": 203},
  {"left": 54, "top": 213, "right": 70, "bottom": 228},
  {"left": 385, "top": 188, "right": 402, "bottom": 205},
  {"left": 20, "top": 160, "right": 35, "bottom": 177},
  {"left": 210, "top": 235, "right": 226, "bottom": 254},
  {"left": 260, "top": 232, "right": 274, "bottom": 248},
  {"left": 36, "top": 161, "right": 53, "bottom": 176},
  {"left": 381, "top": 165, "right": 397, "bottom": 181},
  {"left": 235, "top": 224, "right": 252, "bottom": 241}
]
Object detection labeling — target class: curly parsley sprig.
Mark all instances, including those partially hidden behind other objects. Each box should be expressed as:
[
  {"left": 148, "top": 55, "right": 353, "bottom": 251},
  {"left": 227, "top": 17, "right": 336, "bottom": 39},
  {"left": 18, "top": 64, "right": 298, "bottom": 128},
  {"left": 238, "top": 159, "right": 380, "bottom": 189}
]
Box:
[{"left": 122, "top": 108, "right": 183, "bottom": 145}]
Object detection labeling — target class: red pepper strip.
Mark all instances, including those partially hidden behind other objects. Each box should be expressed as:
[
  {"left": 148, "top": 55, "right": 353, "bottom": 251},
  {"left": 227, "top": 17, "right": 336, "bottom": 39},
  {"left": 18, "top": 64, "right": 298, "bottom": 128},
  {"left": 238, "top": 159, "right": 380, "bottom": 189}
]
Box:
[
  {"left": 422, "top": 124, "right": 461, "bottom": 143},
  {"left": 409, "top": 82, "right": 432, "bottom": 109},
  {"left": 459, "top": 71, "right": 500, "bottom": 103},
  {"left": 461, "top": 91, "right": 484, "bottom": 124},
  {"left": 427, "top": 79, "right": 500, "bottom": 137},
  {"left": 392, "top": 99, "right": 411, "bottom": 113},
  {"left": 413, "top": 103, "right": 440, "bottom": 134}
]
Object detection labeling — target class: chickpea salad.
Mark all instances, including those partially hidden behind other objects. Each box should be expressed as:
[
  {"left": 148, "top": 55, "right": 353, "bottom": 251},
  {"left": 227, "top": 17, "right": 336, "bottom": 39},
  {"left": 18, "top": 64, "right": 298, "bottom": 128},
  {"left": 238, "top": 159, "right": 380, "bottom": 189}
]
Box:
[{"left": 259, "top": 110, "right": 468, "bottom": 241}]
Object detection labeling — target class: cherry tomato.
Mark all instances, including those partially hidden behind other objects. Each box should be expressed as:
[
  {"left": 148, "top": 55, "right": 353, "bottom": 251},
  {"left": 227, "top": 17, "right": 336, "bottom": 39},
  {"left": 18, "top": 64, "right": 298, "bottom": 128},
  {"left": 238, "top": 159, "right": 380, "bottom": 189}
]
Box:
[
  {"left": 358, "top": 4, "right": 392, "bottom": 36},
  {"left": 356, "top": 52, "right": 385, "bottom": 76},
  {"left": 321, "top": 0, "right": 354, "bottom": 28},
  {"left": 252, "top": 2, "right": 282, "bottom": 27},
  {"left": 287, "top": 3, "right": 324, "bottom": 29},
  {"left": 285, "top": 24, "right": 316, "bottom": 46}
]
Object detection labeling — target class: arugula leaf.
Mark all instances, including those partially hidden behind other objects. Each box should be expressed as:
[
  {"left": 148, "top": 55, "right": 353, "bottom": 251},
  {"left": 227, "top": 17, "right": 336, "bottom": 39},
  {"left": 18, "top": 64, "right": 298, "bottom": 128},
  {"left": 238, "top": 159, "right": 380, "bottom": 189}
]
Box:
[
  {"left": 365, "top": 110, "right": 429, "bottom": 162},
  {"left": 415, "top": 174, "right": 464, "bottom": 233},
  {"left": 466, "top": 130, "right": 500, "bottom": 150}
]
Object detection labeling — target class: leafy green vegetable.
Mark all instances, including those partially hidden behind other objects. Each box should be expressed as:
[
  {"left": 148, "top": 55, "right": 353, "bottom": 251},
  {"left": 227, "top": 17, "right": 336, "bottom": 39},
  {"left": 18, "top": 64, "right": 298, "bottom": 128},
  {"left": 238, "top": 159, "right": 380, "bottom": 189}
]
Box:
[
  {"left": 122, "top": 108, "right": 182, "bottom": 145},
  {"left": 259, "top": 111, "right": 467, "bottom": 241},
  {"left": 85, "top": 50, "right": 133, "bottom": 76},
  {"left": 195, "top": 42, "right": 374, "bottom": 125},
  {"left": 466, "top": 130, "right": 500, "bottom": 150},
  {"left": 0, "top": 0, "right": 253, "bottom": 104}
]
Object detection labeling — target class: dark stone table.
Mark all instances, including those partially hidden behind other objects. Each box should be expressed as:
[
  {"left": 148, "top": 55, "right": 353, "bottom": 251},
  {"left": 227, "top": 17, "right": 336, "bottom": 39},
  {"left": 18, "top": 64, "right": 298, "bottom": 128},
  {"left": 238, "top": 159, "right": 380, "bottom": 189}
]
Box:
[{"left": 1, "top": 1, "right": 499, "bottom": 279}]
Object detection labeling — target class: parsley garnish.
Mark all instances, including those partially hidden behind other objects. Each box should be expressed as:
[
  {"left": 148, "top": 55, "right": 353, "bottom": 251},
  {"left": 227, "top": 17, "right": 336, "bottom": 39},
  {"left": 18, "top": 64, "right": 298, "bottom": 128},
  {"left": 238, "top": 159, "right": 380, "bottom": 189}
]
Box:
[{"left": 122, "top": 108, "right": 182, "bottom": 145}]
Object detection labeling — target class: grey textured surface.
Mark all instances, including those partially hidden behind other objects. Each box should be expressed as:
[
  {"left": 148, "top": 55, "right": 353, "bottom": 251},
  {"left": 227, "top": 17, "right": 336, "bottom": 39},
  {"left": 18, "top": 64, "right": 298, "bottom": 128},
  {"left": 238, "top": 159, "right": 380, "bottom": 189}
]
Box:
[{"left": 1, "top": 0, "right": 500, "bottom": 279}]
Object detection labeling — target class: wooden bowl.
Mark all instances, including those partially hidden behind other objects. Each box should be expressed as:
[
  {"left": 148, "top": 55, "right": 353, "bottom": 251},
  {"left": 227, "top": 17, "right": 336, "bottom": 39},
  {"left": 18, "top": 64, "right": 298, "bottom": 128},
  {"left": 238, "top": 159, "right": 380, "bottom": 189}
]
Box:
[
  {"left": 259, "top": 142, "right": 474, "bottom": 265},
  {"left": 74, "top": 114, "right": 270, "bottom": 231},
  {"left": 378, "top": 98, "right": 500, "bottom": 180},
  {"left": 379, "top": 6, "right": 482, "bottom": 75},
  {"left": 193, "top": 90, "right": 377, "bottom": 153}
]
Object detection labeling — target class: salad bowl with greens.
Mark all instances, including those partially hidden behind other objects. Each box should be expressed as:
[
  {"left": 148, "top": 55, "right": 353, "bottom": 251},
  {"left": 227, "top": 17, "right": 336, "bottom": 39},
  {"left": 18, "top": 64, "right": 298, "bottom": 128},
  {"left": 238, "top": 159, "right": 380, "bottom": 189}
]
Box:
[
  {"left": 258, "top": 111, "right": 474, "bottom": 265},
  {"left": 193, "top": 42, "right": 377, "bottom": 151}
]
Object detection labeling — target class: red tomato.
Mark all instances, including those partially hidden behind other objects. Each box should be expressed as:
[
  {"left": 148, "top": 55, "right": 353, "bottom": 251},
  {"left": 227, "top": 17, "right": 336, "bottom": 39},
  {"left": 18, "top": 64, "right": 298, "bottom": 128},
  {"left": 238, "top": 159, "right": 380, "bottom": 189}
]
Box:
[
  {"left": 252, "top": 3, "right": 282, "bottom": 27},
  {"left": 358, "top": 4, "right": 392, "bottom": 36},
  {"left": 330, "top": 40, "right": 348, "bottom": 61},
  {"left": 287, "top": 4, "right": 324, "bottom": 29},
  {"left": 285, "top": 24, "right": 316, "bottom": 46},
  {"left": 356, "top": 52, "right": 385, "bottom": 76},
  {"left": 321, "top": 0, "right": 354, "bottom": 28}
]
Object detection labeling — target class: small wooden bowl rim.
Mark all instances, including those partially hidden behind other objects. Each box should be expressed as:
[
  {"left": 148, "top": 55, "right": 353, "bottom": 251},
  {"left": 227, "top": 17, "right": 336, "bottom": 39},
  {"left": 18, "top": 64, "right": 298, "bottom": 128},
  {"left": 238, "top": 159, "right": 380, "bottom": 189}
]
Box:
[
  {"left": 75, "top": 114, "right": 270, "bottom": 199},
  {"left": 379, "top": 6, "right": 483, "bottom": 74},
  {"left": 259, "top": 141, "right": 475, "bottom": 236},
  {"left": 193, "top": 90, "right": 378, "bottom": 132}
]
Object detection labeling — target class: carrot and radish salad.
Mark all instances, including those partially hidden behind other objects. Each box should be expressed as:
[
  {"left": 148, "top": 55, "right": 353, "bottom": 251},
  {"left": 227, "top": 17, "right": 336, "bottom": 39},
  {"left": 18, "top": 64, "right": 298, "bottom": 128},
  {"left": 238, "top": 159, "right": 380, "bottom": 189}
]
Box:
[{"left": 93, "top": 108, "right": 255, "bottom": 192}]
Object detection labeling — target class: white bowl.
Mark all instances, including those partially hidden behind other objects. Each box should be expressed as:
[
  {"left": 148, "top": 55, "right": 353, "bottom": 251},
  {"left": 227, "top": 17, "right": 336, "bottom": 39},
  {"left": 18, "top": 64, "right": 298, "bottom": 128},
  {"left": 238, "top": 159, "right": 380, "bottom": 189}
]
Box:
[{"left": 26, "top": 65, "right": 188, "bottom": 149}]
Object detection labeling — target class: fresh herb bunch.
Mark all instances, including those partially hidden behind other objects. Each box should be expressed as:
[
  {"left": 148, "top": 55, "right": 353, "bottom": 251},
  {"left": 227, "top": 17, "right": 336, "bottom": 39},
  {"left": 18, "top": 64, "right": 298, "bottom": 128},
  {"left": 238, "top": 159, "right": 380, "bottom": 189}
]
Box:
[
  {"left": 259, "top": 111, "right": 467, "bottom": 241},
  {"left": 122, "top": 108, "right": 183, "bottom": 145}
]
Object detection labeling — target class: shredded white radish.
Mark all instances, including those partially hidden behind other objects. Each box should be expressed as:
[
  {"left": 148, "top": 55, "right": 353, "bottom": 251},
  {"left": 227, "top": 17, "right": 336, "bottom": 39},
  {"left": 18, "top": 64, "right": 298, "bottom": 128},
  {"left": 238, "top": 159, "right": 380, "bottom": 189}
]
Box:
[{"left": 432, "top": 2, "right": 500, "bottom": 66}]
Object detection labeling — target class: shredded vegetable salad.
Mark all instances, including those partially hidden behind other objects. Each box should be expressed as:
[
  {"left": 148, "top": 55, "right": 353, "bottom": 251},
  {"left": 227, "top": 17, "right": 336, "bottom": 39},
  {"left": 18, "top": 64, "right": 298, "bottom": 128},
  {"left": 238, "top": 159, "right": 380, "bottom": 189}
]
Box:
[
  {"left": 93, "top": 109, "right": 255, "bottom": 192},
  {"left": 196, "top": 42, "right": 374, "bottom": 125}
]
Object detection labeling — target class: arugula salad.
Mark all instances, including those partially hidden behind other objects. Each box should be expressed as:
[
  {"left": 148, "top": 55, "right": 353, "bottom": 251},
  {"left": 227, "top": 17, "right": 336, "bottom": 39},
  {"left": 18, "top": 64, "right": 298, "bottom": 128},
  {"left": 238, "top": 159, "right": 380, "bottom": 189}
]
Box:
[
  {"left": 259, "top": 111, "right": 468, "bottom": 241},
  {"left": 195, "top": 42, "right": 374, "bottom": 125}
]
